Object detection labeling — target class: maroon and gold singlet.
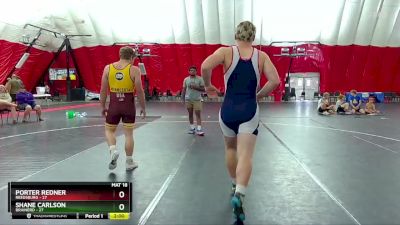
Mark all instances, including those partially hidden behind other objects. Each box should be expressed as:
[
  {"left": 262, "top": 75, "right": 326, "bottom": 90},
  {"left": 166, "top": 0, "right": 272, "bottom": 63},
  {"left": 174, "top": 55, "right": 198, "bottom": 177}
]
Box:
[{"left": 105, "top": 63, "right": 136, "bottom": 128}]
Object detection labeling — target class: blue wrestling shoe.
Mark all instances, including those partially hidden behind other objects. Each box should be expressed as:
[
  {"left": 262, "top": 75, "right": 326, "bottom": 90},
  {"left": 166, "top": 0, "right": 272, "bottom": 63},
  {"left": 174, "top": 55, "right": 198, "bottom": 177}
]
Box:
[{"left": 231, "top": 193, "right": 245, "bottom": 221}]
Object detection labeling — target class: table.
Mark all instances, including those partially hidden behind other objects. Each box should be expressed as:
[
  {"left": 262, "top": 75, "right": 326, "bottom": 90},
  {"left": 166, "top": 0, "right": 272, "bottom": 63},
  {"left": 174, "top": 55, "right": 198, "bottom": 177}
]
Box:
[{"left": 33, "top": 94, "right": 52, "bottom": 107}]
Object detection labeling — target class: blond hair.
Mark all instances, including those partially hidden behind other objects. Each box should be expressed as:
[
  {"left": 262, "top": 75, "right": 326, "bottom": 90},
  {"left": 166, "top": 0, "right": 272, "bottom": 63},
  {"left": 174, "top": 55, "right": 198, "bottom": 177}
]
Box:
[
  {"left": 235, "top": 21, "right": 256, "bottom": 42},
  {"left": 119, "top": 47, "right": 136, "bottom": 60}
]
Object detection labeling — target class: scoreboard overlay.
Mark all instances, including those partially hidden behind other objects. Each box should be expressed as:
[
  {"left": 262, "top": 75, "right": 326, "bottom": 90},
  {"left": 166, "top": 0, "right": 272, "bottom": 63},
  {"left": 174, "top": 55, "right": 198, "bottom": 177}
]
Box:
[{"left": 8, "top": 182, "right": 131, "bottom": 220}]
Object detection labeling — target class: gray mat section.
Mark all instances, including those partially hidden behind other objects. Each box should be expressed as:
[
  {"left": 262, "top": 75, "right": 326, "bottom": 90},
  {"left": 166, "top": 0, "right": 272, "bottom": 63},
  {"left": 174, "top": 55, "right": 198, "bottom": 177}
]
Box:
[{"left": 0, "top": 102, "right": 399, "bottom": 224}]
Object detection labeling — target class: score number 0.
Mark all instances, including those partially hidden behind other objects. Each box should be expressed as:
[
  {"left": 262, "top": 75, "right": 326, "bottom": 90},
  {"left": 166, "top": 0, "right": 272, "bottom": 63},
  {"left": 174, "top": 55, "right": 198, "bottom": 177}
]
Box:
[{"left": 118, "top": 191, "right": 126, "bottom": 211}]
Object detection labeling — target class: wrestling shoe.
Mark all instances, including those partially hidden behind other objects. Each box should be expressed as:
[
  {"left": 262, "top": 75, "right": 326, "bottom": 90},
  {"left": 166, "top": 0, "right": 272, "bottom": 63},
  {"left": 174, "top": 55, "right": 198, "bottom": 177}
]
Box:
[
  {"left": 231, "top": 193, "right": 245, "bottom": 221},
  {"left": 108, "top": 150, "right": 119, "bottom": 170},
  {"left": 126, "top": 158, "right": 138, "bottom": 171}
]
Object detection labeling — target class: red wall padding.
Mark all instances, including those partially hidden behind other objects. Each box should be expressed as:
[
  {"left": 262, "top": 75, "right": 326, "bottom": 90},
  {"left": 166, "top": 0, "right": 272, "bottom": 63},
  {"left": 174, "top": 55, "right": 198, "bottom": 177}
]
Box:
[
  {"left": 0, "top": 40, "right": 53, "bottom": 91},
  {"left": 1, "top": 40, "right": 400, "bottom": 100}
]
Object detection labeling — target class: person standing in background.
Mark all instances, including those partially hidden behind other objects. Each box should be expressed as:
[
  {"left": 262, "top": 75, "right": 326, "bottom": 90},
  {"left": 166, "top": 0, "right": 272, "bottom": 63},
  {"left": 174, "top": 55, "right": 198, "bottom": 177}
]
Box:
[
  {"left": 6, "top": 74, "right": 23, "bottom": 102},
  {"left": 182, "top": 66, "right": 205, "bottom": 136}
]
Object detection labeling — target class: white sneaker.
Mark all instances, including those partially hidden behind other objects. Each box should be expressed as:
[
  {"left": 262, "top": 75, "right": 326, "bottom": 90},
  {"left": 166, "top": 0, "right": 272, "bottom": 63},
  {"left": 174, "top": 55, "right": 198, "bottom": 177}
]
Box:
[
  {"left": 126, "top": 158, "right": 138, "bottom": 171},
  {"left": 196, "top": 129, "right": 205, "bottom": 136},
  {"left": 108, "top": 150, "right": 120, "bottom": 170},
  {"left": 322, "top": 111, "right": 330, "bottom": 116}
]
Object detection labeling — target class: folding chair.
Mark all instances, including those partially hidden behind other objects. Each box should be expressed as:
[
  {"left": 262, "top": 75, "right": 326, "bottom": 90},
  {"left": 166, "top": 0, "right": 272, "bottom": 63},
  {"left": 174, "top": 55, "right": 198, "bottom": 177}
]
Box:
[
  {"left": 329, "top": 92, "right": 336, "bottom": 103},
  {"left": 300, "top": 91, "right": 306, "bottom": 101},
  {"left": 313, "top": 92, "right": 320, "bottom": 100},
  {"left": 0, "top": 109, "right": 10, "bottom": 126},
  {"left": 16, "top": 108, "right": 39, "bottom": 122},
  {"left": 394, "top": 93, "right": 400, "bottom": 102},
  {"left": 384, "top": 92, "right": 393, "bottom": 103}
]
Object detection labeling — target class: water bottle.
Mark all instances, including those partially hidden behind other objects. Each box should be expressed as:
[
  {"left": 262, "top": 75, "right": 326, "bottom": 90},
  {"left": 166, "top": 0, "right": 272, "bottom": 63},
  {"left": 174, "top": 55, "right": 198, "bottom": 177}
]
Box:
[{"left": 66, "top": 111, "right": 76, "bottom": 119}]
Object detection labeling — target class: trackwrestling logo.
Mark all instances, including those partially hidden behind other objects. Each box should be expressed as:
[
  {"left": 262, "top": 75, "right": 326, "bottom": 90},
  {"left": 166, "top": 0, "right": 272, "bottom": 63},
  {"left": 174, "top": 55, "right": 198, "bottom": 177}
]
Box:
[{"left": 115, "top": 72, "right": 124, "bottom": 80}]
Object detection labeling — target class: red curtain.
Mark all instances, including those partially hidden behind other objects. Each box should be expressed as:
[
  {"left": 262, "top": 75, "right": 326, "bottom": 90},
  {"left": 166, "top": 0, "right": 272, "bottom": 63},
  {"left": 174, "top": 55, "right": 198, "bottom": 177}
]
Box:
[
  {"left": 1, "top": 40, "right": 400, "bottom": 100},
  {"left": 0, "top": 40, "right": 53, "bottom": 91}
]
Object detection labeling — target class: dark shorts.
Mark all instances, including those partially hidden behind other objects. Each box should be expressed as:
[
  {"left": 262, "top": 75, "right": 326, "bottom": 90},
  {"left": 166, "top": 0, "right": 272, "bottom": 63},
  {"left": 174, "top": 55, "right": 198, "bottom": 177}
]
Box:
[
  {"left": 337, "top": 106, "right": 345, "bottom": 113},
  {"left": 17, "top": 103, "right": 36, "bottom": 111},
  {"left": 10, "top": 94, "right": 16, "bottom": 102},
  {"left": 318, "top": 107, "right": 328, "bottom": 113},
  {"left": 106, "top": 93, "right": 136, "bottom": 128}
]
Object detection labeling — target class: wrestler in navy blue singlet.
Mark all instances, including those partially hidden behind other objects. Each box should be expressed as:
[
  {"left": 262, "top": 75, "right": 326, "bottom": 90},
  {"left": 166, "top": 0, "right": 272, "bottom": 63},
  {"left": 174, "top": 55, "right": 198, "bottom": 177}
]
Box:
[{"left": 219, "top": 46, "right": 260, "bottom": 137}]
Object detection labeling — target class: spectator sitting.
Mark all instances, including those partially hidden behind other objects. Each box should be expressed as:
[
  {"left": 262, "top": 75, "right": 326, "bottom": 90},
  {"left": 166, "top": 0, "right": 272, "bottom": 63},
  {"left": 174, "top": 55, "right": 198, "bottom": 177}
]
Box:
[
  {"left": 365, "top": 96, "right": 380, "bottom": 115},
  {"left": 16, "top": 87, "right": 44, "bottom": 122},
  {"left": 318, "top": 92, "right": 335, "bottom": 115},
  {"left": 336, "top": 94, "right": 351, "bottom": 114},
  {"left": 0, "top": 85, "right": 17, "bottom": 124},
  {"left": 348, "top": 89, "right": 365, "bottom": 114}
]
